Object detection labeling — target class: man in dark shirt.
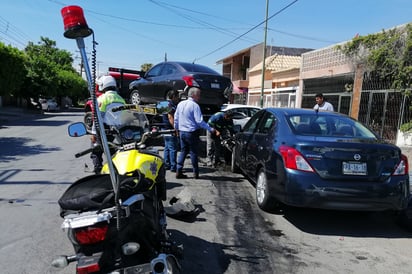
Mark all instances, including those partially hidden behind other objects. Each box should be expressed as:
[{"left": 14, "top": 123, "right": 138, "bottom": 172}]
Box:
[
  {"left": 207, "top": 110, "right": 235, "bottom": 167},
  {"left": 162, "top": 90, "right": 180, "bottom": 172}
]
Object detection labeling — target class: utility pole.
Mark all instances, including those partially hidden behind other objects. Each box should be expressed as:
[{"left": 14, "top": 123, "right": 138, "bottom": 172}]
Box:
[{"left": 260, "top": 0, "right": 269, "bottom": 108}]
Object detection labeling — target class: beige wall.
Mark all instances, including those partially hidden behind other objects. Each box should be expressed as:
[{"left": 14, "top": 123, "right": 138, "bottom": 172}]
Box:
[{"left": 249, "top": 67, "right": 300, "bottom": 89}]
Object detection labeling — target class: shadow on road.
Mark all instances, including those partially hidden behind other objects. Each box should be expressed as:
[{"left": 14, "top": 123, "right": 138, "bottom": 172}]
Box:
[
  {"left": 280, "top": 205, "right": 412, "bottom": 238},
  {"left": 168, "top": 229, "right": 231, "bottom": 274},
  {"left": 0, "top": 137, "right": 61, "bottom": 163}
]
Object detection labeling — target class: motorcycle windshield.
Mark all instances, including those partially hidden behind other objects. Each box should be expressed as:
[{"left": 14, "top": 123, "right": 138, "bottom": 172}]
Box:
[{"left": 105, "top": 108, "right": 149, "bottom": 129}]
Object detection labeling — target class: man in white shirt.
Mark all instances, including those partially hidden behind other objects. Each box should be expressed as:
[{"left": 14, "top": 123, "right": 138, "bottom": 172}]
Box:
[{"left": 314, "top": 93, "right": 334, "bottom": 111}]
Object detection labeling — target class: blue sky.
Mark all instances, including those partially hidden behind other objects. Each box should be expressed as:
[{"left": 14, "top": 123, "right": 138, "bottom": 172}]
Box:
[{"left": 1, "top": 0, "right": 411, "bottom": 74}]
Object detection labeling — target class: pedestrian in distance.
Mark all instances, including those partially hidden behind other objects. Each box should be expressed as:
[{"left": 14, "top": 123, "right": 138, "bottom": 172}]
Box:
[
  {"left": 174, "top": 87, "right": 219, "bottom": 179},
  {"left": 90, "top": 75, "right": 126, "bottom": 174},
  {"left": 314, "top": 93, "right": 334, "bottom": 112},
  {"left": 162, "top": 90, "right": 180, "bottom": 172},
  {"left": 206, "top": 110, "right": 235, "bottom": 168}
]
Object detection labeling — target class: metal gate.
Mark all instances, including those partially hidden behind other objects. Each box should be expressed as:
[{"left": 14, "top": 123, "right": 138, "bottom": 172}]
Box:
[
  {"left": 358, "top": 90, "right": 409, "bottom": 143},
  {"left": 247, "top": 89, "right": 296, "bottom": 108}
]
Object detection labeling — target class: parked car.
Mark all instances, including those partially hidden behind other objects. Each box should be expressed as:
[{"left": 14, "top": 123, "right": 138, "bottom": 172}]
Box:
[
  {"left": 231, "top": 108, "right": 411, "bottom": 225},
  {"left": 39, "top": 98, "right": 59, "bottom": 112},
  {"left": 220, "top": 104, "right": 261, "bottom": 129},
  {"left": 129, "top": 61, "right": 233, "bottom": 115}
]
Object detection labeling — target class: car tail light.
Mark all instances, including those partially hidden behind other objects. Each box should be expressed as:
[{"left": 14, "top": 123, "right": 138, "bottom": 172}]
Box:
[
  {"left": 279, "top": 145, "right": 314, "bottom": 172},
  {"left": 74, "top": 223, "right": 108, "bottom": 245},
  {"left": 182, "top": 75, "right": 200, "bottom": 87},
  {"left": 393, "top": 154, "right": 409, "bottom": 176}
]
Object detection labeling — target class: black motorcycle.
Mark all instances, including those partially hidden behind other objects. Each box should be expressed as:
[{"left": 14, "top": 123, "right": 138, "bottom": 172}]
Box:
[{"left": 52, "top": 108, "right": 182, "bottom": 273}]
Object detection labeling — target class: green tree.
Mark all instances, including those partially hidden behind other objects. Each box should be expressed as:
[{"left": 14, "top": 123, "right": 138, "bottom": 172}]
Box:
[
  {"left": 337, "top": 23, "right": 412, "bottom": 93},
  {"left": 0, "top": 42, "right": 27, "bottom": 96},
  {"left": 140, "top": 63, "right": 153, "bottom": 73},
  {"left": 57, "top": 69, "right": 88, "bottom": 104},
  {"left": 23, "top": 36, "right": 86, "bottom": 100}
]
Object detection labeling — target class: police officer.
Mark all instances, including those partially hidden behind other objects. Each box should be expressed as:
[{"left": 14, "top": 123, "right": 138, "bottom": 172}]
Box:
[
  {"left": 206, "top": 110, "right": 235, "bottom": 167},
  {"left": 90, "top": 75, "right": 126, "bottom": 173}
]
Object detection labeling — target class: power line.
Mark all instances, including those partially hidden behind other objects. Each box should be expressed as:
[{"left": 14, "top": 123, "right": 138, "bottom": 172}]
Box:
[
  {"left": 148, "top": 0, "right": 258, "bottom": 44},
  {"left": 267, "top": 27, "right": 338, "bottom": 44},
  {"left": 194, "top": 0, "right": 299, "bottom": 62},
  {"left": 0, "top": 16, "right": 32, "bottom": 48}
]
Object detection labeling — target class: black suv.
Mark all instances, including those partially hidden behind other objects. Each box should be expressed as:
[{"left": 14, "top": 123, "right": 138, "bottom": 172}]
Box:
[{"left": 128, "top": 61, "right": 232, "bottom": 114}]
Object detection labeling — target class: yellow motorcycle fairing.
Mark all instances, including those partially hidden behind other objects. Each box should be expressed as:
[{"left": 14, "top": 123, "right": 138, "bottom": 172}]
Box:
[{"left": 101, "top": 149, "right": 163, "bottom": 182}]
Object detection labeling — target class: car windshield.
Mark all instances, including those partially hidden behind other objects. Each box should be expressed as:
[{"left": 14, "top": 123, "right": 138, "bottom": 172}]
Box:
[
  {"left": 179, "top": 63, "right": 219, "bottom": 74},
  {"left": 287, "top": 114, "right": 378, "bottom": 139}
]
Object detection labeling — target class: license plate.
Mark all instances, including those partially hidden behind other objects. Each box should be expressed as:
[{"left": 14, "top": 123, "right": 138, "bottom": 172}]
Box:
[
  {"left": 211, "top": 83, "right": 220, "bottom": 89},
  {"left": 342, "top": 161, "right": 367, "bottom": 175}
]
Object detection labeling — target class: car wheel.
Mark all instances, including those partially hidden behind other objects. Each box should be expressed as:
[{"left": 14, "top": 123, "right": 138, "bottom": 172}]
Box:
[
  {"left": 397, "top": 199, "right": 412, "bottom": 231},
  {"left": 84, "top": 112, "right": 93, "bottom": 131},
  {"left": 130, "top": 90, "right": 142, "bottom": 105},
  {"left": 167, "top": 254, "right": 181, "bottom": 274},
  {"left": 256, "top": 168, "right": 279, "bottom": 212},
  {"left": 230, "top": 146, "right": 240, "bottom": 173}
]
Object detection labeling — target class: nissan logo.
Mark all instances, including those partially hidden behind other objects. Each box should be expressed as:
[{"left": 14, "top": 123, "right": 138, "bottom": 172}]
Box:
[{"left": 354, "top": 154, "right": 361, "bottom": 161}]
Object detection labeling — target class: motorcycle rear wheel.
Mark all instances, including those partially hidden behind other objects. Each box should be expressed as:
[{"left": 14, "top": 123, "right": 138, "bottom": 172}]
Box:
[{"left": 84, "top": 111, "right": 93, "bottom": 130}]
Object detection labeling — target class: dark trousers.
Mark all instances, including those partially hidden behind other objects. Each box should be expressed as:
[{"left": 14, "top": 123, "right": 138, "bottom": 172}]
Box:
[
  {"left": 177, "top": 130, "right": 200, "bottom": 175},
  {"left": 90, "top": 141, "right": 103, "bottom": 173},
  {"left": 207, "top": 131, "right": 222, "bottom": 165},
  {"left": 163, "top": 135, "right": 178, "bottom": 171}
]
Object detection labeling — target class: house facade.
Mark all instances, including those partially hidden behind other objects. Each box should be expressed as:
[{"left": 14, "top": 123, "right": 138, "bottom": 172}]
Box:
[
  {"left": 216, "top": 43, "right": 312, "bottom": 105},
  {"left": 217, "top": 23, "right": 411, "bottom": 144},
  {"left": 247, "top": 54, "right": 301, "bottom": 108}
]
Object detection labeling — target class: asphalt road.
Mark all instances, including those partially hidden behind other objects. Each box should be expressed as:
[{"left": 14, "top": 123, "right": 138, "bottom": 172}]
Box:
[{"left": 1, "top": 109, "right": 412, "bottom": 274}]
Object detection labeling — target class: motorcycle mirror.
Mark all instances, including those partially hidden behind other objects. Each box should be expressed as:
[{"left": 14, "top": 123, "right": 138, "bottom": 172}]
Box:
[
  {"left": 156, "top": 101, "right": 170, "bottom": 114},
  {"left": 68, "top": 122, "right": 88, "bottom": 137}
]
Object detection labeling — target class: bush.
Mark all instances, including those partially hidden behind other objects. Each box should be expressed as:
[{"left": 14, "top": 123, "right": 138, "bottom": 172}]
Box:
[{"left": 400, "top": 121, "right": 412, "bottom": 132}]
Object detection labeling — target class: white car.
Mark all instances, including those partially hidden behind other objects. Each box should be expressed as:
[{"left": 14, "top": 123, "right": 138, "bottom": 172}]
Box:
[
  {"left": 220, "top": 104, "right": 261, "bottom": 129},
  {"left": 39, "top": 98, "right": 59, "bottom": 112}
]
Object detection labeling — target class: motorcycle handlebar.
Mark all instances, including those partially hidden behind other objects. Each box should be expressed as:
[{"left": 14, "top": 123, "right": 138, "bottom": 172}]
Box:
[
  {"left": 111, "top": 104, "right": 137, "bottom": 112},
  {"left": 75, "top": 147, "right": 95, "bottom": 158},
  {"left": 74, "top": 129, "right": 176, "bottom": 157},
  {"left": 135, "top": 129, "right": 176, "bottom": 147}
]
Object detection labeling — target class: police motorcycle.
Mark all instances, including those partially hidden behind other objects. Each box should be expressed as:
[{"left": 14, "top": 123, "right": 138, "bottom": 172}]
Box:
[
  {"left": 52, "top": 105, "right": 182, "bottom": 273},
  {"left": 52, "top": 6, "right": 181, "bottom": 273}
]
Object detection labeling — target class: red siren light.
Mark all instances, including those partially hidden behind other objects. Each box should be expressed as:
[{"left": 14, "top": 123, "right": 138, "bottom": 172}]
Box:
[{"left": 61, "top": 5, "right": 92, "bottom": 39}]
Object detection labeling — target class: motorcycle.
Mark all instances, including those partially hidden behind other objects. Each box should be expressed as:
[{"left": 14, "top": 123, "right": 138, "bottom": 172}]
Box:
[
  {"left": 52, "top": 105, "right": 182, "bottom": 273},
  {"left": 55, "top": 6, "right": 182, "bottom": 272},
  {"left": 218, "top": 126, "right": 240, "bottom": 166}
]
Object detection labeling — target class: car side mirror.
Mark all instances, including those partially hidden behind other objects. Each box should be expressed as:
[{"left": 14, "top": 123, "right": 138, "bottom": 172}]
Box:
[
  {"left": 68, "top": 122, "right": 88, "bottom": 137},
  {"left": 156, "top": 101, "right": 170, "bottom": 114}
]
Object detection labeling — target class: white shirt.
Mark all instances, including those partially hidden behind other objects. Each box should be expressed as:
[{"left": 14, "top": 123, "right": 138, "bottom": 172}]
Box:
[{"left": 314, "top": 101, "right": 334, "bottom": 112}]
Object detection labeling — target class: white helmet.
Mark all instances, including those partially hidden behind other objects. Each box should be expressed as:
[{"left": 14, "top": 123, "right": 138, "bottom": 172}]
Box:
[{"left": 97, "top": 75, "right": 117, "bottom": 91}]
